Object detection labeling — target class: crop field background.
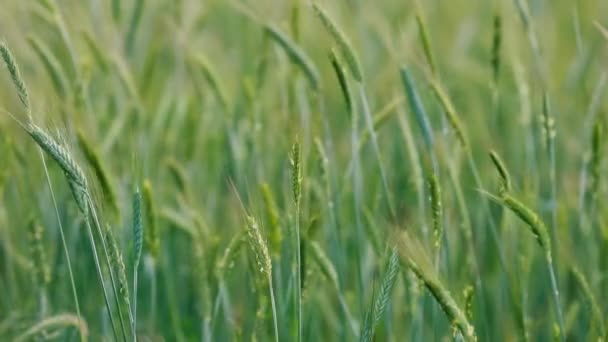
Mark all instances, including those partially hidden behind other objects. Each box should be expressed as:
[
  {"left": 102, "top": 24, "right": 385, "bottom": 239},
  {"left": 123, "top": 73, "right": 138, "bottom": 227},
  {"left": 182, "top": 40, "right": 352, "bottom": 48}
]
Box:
[{"left": 0, "top": 0, "right": 607, "bottom": 341}]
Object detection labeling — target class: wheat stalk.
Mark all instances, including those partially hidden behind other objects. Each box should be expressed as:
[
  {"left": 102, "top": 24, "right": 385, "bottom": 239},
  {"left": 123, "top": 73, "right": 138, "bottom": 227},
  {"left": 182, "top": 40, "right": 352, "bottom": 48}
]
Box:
[
  {"left": 590, "top": 120, "right": 603, "bottom": 202},
  {"left": 397, "top": 231, "right": 477, "bottom": 341},
  {"left": 489, "top": 150, "right": 511, "bottom": 193},
  {"left": 0, "top": 41, "right": 83, "bottom": 328},
  {"left": 313, "top": 3, "right": 363, "bottom": 82},
  {"left": 491, "top": 12, "right": 502, "bottom": 85},
  {"left": 290, "top": 138, "right": 303, "bottom": 342},
  {"left": 360, "top": 247, "right": 399, "bottom": 342},
  {"left": 428, "top": 173, "right": 443, "bottom": 256},
  {"left": 265, "top": 24, "right": 320, "bottom": 90},
  {"left": 77, "top": 129, "right": 119, "bottom": 218},
  {"left": 132, "top": 188, "right": 143, "bottom": 341},
  {"left": 0, "top": 42, "right": 29, "bottom": 109},
  {"left": 28, "top": 219, "right": 50, "bottom": 322},
  {"left": 315, "top": 8, "right": 395, "bottom": 217},
  {"left": 400, "top": 67, "right": 434, "bottom": 150},
  {"left": 245, "top": 215, "right": 278, "bottom": 342},
  {"left": 142, "top": 180, "right": 159, "bottom": 260},
  {"left": 414, "top": 3, "right": 438, "bottom": 76},
  {"left": 106, "top": 223, "right": 134, "bottom": 340},
  {"left": 463, "top": 285, "right": 475, "bottom": 321},
  {"left": 428, "top": 80, "right": 468, "bottom": 148},
  {"left": 27, "top": 35, "right": 69, "bottom": 99},
  {"left": 490, "top": 155, "right": 565, "bottom": 341}
]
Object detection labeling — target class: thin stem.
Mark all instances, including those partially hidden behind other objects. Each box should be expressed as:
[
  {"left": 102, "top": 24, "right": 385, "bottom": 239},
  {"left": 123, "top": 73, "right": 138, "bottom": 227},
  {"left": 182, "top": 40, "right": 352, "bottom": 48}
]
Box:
[
  {"left": 357, "top": 84, "right": 395, "bottom": 219},
  {"left": 268, "top": 273, "right": 279, "bottom": 342},
  {"left": 548, "top": 137, "right": 558, "bottom": 251},
  {"left": 39, "top": 152, "right": 81, "bottom": 319},
  {"left": 133, "top": 266, "right": 139, "bottom": 341},
  {"left": 547, "top": 256, "right": 565, "bottom": 342},
  {"left": 467, "top": 151, "right": 523, "bottom": 337},
  {"left": 351, "top": 97, "right": 365, "bottom": 312},
  {"left": 87, "top": 197, "right": 129, "bottom": 341},
  {"left": 337, "top": 290, "right": 358, "bottom": 338},
  {"left": 147, "top": 258, "right": 157, "bottom": 329},
  {"left": 295, "top": 204, "right": 302, "bottom": 342},
  {"left": 84, "top": 216, "right": 119, "bottom": 341},
  {"left": 466, "top": 152, "right": 508, "bottom": 270}
]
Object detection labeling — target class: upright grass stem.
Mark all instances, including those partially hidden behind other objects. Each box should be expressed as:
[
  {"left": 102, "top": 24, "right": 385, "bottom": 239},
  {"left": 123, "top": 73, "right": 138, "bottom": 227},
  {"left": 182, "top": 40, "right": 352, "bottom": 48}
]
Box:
[
  {"left": 491, "top": 151, "right": 565, "bottom": 341},
  {"left": 290, "top": 140, "right": 302, "bottom": 342},
  {"left": 132, "top": 189, "right": 144, "bottom": 341},
  {"left": 84, "top": 214, "right": 119, "bottom": 341},
  {"left": 546, "top": 258, "right": 565, "bottom": 342},
  {"left": 268, "top": 273, "right": 279, "bottom": 342},
  {"left": 358, "top": 84, "right": 396, "bottom": 219},
  {"left": 542, "top": 94, "right": 558, "bottom": 248},
  {"left": 87, "top": 197, "right": 130, "bottom": 341}
]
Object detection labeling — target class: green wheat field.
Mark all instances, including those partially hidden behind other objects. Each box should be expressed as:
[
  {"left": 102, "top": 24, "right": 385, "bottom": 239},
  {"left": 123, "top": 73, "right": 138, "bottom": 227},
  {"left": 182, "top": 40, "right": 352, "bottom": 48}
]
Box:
[{"left": 0, "top": 0, "right": 607, "bottom": 341}]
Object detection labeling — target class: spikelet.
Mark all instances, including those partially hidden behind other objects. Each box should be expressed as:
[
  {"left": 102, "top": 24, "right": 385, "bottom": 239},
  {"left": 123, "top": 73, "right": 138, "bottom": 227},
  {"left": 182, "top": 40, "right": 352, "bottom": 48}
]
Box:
[
  {"left": 400, "top": 67, "right": 434, "bottom": 148},
  {"left": 313, "top": 3, "right": 363, "bottom": 82},
  {"left": 132, "top": 188, "right": 143, "bottom": 268},
  {"left": 360, "top": 247, "right": 400, "bottom": 342},
  {"left": 429, "top": 80, "right": 468, "bottom": 148},
  {"left": 463, "top": 285, "right": 475, "bottom": 321},
  {"left": 489, "top": 150, "right": 511, "bottom": 193},
  {"left": 428, "top": 173, "right": 443, "bottom": 251},
  {"left": 264, "top": 24, "right": 320, "bottom": 90},
  {"left": 216, "top": 231, "right": 245, "bottom": 279},
  {"left": 166, "top": 158, "right": 188, "bottom": 194},
  {"left": 414, "top": 10, "right": 437, "bottom": 76},
  {"left": 372, "top": 247, "right": 399, "bottom": 323},
  {"left": 397, "top": 231, "right": 476, "bottom": 341},
  {"left": 106, "top": 225, "right": 131, "bottom": 310},
  {"left": 28, "top": 125, "right": 86, "bottom": 187},
  {"left": 590, "top": 120, "right": 603, "bottom": 201},
  {"left": 491, "top": 12, "right": 502, "bottom": 83},
  {"left": 490, "top": 151, "right": 551, "bottom": 252},
  {"left": 329, "top": 49, "right": 353, "bottom": 116},
  {"left": 245, "top": 216, "right": 272, "bottom": 278},
  {"left": 501, "top": 193, "right": 551, "bottom": 255},
  {"left": 540, "top": 93, "right": 556, "bottom": 152},
  {"left": 77, "top": 130, "right": 118, "bottom": 217},
  {"left": 28, "top": 220, "right": 50, "bottom": 288},
  {"left": 0, "top": 42, "right": 30, "bottom": 110},
  {"left": 27, "top": 124, "right": 89, "bottom": 213},
  {"left": 290, "top": 139, "right": 302, "bottom": 206},
  {"left": 68, "top": 178, "right": 89, "bottom": 215},
  {"left": 142, "top": 180, "right": 159, "bottom": 259},
  {"left": 493, "top": 164, "right": 564, "bottom": 338}
]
